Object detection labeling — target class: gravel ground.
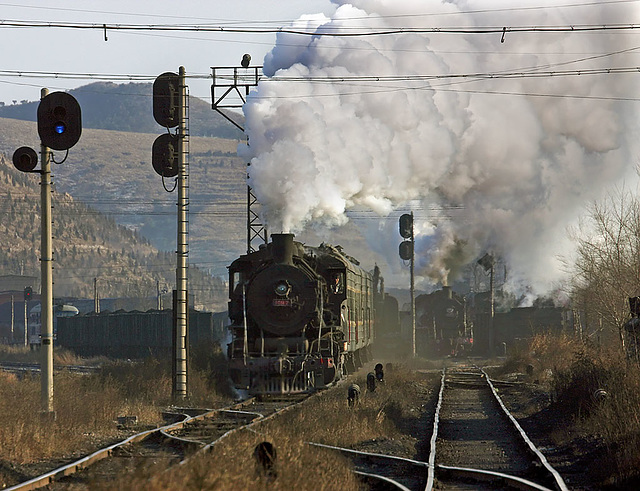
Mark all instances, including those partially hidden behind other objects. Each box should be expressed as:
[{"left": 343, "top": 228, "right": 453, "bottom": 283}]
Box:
[
  {"left": 484, "top": 365, "right": 626, "bottom": 490},
  {"left": 491, "top": 378, "right": 603, "bottom": 490},
  {"left": 436, "top": 370, "right": 533, "bottom": 476}
]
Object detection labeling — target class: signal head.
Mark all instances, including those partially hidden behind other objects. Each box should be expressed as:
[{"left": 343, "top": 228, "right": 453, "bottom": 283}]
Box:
[
  {"left": 152, "top": 133, "right": 179, "bottom": 177},
  {"left": 399, "top": 213, "right": 413, "bottom": 239},
  {"left": 399, "top": 240, "right": 413, "bottom": 260},
  {"left": 153, "top": 72, "right": 180, "bottom": 128},
  {"left": 37, "top": 92, "right": 82, "bottom": 150},
  {"left": 12, "top": 146, "right": 39, "bottom": 173}
]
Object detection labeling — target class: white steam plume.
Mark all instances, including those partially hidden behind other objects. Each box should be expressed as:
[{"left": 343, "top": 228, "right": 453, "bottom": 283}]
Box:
[{"left": 240, "top": 0, "right": 640, "bottom": 292}]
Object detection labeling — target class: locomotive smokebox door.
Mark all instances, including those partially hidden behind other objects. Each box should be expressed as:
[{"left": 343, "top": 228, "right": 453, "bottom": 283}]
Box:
[{"left": 247, "top": 264, "right": 318, "bottom": 336}]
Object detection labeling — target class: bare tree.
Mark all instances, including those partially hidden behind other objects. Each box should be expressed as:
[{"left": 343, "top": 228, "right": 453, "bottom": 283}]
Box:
[{"left": 569, "top": 186, "right": 640, "bottom": 349}]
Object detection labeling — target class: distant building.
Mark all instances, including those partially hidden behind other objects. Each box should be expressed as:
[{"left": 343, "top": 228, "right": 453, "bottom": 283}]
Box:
[
  {"left": 0, "top": 275, "right": 39, "bottom": 298},
  {"left": 0, "top": 277, "right": 39, "bottom": 344},
  {"left": 28, "top": 303, "right": 80, "bottom": 346}
]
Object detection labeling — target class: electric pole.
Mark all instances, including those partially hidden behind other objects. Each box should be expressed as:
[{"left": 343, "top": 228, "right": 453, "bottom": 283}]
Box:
[
  {"left": 12, "top": 87, "right": 82, "bottom": 416},
  {"left": 23, "top": 288, "right": 29, "bottom": 347},
  {"left": 478, "top": 253, "right": 495, "bottom": 357},
  {"left": 175, "top": 66, "right": 189, "bottom": 399},
  {"left": 93, "top": 277, "right": 100, "bottom": 313},
  {"left": 152, "top": 68, "right": 189, "bottom": 400},
  {"left": 40, "top": 98, "right": 54, "bottom": 413}
]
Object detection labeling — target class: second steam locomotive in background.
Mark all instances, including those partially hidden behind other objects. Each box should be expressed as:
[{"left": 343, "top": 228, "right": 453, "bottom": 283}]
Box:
[{"left": 227, "top": 233, "right": 391, "bottom": 395}]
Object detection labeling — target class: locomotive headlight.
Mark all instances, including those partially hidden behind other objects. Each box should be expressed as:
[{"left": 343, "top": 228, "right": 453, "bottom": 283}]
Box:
[{"left": 274, "top": 281, "right": 290, "bottom": 297}]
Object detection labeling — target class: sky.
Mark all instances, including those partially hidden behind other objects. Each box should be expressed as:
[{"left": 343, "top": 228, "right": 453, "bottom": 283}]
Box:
[
  {"left": 0, "top": 0, "right": 334, "bottom": 104},
  {"left": 2, "top": 0, "right": 640, "bottom": 298}
]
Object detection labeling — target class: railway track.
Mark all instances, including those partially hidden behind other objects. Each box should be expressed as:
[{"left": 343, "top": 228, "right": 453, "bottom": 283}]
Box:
[
  {"left": 0, "top": 361, "right": 101, "bottom": 376},
  {"left": 429, "top": 364, "right": 568, "bottom": 490},
  {"left": 314, "top": 364, "right": 568, "bottom": 491},
  {"left": 6, "top": 395, "right": 307, "bottom": 490}
]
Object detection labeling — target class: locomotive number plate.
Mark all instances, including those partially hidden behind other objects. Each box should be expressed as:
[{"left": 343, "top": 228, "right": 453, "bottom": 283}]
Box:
[{"left": 272, "top": 299, "right": 291, "bottom": 307}]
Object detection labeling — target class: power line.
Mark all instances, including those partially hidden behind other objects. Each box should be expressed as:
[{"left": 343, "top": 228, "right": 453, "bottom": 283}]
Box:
[
  {"left": 2, "top": 19, "right": 640, "bottom": 36},
  {"left": 0, "top": 63, "right": 638, "bottom": 105},
  {"left": 0, "top": 3, "right": 301, "bottom": 24},
  {"left": 268, "top": 66, "right": 640, "bottom": 83},
  {"left": 1, "top": 0, "right": 638, "bottom": 23},
  {"left": 1, "top": 37, "right": 638, "bottom": 84}
]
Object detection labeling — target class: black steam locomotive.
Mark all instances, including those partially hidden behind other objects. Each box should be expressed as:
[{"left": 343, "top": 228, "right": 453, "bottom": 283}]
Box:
[
  {"left": 415, "top": 286, "right": 473, "bottom": 357},
  {"left": 227, "top": 234, "right": 380, "bottom": 395}
]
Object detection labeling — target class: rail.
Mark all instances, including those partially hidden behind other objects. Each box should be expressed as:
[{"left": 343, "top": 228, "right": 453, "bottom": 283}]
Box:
[{"left": 426, "top": 365, "right": 570, "bottom": 491}]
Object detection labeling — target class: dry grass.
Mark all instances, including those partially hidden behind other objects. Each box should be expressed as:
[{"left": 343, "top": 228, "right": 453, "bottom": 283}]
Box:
[
  {"left": 0, "top": 344, "right": 107, "bottom": 366},
  {"left": 560, "top": 349, "right": 640, "bottom": 486},
  {"left": 105, "top": 365, "right": 434, "bottom": 490},
  {"left": 505, "top": 333, "right": 640, "bottom": 487},
  {"left": 0, "top": 365, "right": 166, "bottom": 463},
  {"left": 496, "top": 333, "right": 583, "bottom": 383},
  {"left": 1, "top": 373, "right": 138, "bottom": 462},
  {"left": 0, "top": 347, "right": 234, "bottom": 466},
  {"left": 116, "top": 431, "right": 363, "bottom": 491},
  {"left": 0, "top": 344, "right": 41, "bottom": 364}
]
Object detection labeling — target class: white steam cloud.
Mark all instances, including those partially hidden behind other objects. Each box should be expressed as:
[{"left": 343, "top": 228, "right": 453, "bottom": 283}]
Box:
[{"left": 240, "top": 0, "right": 640, "bottom": 293}]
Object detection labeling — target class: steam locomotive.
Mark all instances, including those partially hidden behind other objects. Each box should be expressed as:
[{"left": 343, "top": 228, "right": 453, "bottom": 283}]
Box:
[
  {"left": 415, "top": 286, "right": 473, "bottom": 357},
  {"left": 227, "top": 233, "right": 381, "bottom": 395}
]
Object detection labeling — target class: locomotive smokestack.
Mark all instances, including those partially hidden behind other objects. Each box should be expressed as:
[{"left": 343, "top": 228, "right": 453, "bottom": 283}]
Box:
[
  {"left": 442, "top": 285, "right": 452, "bottom": 299},
  {"left": 271, "top": 233, "right": 295, "bottom": 265}
]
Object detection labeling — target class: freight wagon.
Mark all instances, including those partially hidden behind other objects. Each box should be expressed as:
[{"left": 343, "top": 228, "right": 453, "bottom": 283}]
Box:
[{"left": 57, "top": 310, "right": 225, "bottom": 358}]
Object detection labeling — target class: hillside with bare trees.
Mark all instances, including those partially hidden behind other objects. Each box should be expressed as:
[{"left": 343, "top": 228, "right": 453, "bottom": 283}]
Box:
[{"left": 0, "top": 153, "right": 226, "bottom": 311}]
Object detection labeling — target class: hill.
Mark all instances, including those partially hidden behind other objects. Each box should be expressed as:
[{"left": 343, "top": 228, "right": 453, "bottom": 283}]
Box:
[
  {"left": 0, "top": 116, "right": 250, "bottom": 272},
  {"left": 0, "top": 151, "right": 227, "bottom": 311},
  {"left": 0, "top": 114, "right": 395, "bottom": 277},
  {"left": 0, "top": 82, "right": 245, "bottom": 139}
]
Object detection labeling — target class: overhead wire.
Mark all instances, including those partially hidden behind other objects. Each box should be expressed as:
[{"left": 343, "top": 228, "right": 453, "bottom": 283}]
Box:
[
  {"left": 0, "top": 13, "right": 638, "bottom": 104},
  {"left": 0, "top": 0, "right": 638, "bottom": 21},
  {"left": 0, "top": 2, "right": 637, "bottom": 99},
  {"left": 0, "top": 62, "right": 639, "bottom": 104},
  {"left": 1, "top": 17, "right": 640, "bottom": 36}
]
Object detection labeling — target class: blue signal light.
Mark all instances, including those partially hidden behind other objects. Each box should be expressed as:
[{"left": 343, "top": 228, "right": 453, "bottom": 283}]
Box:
[{"left": 54, "top": 122, "right": 66, "bottom": 134}]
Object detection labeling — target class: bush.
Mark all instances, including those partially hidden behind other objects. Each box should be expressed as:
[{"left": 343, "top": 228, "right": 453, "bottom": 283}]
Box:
[{"left": 518, "top": 333, "right": 640, "bottom": 487}]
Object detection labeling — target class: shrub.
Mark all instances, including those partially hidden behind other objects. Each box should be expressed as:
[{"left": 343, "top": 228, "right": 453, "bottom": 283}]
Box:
[{"left": 519, "top": 333, "right": 640, "bottom": 487}]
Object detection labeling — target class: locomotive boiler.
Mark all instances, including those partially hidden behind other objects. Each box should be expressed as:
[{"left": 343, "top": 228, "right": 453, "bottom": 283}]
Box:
[{"left": 227, "top": 233, "right": 377, "bottom": 395}]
